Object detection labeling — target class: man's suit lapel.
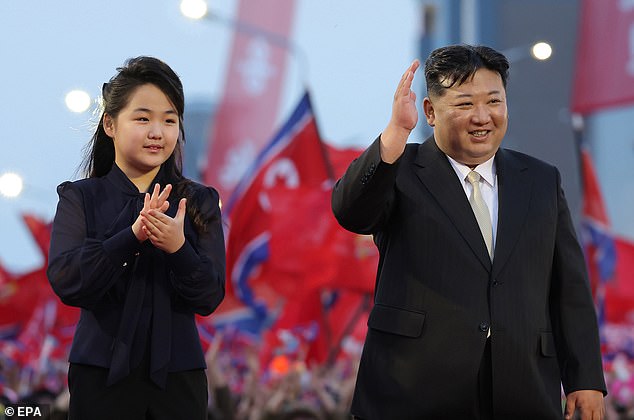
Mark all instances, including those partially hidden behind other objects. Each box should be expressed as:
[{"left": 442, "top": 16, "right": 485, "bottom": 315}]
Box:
[
  {"left": 491, "top": 148, "right": 531, "bottom": 279},
  {"left": 413, "top": 139, "right": 492, "bottom": 271}
]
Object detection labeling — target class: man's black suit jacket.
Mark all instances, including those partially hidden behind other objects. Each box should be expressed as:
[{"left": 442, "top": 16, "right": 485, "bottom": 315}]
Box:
[{"left": 331, "top": 137, "right": 606, "bottom": 419}]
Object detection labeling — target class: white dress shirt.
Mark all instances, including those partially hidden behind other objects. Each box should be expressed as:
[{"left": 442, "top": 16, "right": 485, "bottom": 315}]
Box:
[{"left": 446, "top": 154, "right": 499, "bottom": 252}]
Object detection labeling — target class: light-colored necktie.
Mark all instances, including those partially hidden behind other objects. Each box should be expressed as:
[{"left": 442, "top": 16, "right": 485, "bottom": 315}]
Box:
[{"left": 466, "top": 171, "right": 493, "bottom": 259}]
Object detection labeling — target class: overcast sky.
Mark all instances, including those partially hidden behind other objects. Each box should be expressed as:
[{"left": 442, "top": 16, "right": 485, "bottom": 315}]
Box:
[{"left": 0, "top": 0, "right": 420, "bottom": 272}]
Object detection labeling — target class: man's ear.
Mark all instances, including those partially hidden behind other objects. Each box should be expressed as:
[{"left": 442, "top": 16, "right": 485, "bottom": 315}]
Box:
[
  {"left": 422, "top": 97, "right": 435, "bottom": 127},
  {"left": 103, "top": 114, "right": 115, "bottom": 138}
]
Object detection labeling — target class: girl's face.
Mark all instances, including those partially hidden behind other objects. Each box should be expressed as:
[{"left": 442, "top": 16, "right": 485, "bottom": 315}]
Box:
[{"left": 104, "top": 83, "right": 180, "bottom": 179}]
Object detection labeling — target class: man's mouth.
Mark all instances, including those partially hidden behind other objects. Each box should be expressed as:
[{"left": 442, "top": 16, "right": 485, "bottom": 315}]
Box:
[{"left": 470, "top": 130, "right": 489, "bottom": 138}]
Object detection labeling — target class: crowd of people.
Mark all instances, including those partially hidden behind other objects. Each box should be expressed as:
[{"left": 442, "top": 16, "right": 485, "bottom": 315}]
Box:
[
  {"left": 0, "top": 332, "right": 360, "bottom": 420},
  {"left": 1, "top": 332, "right": 634, "bottom": 418}
]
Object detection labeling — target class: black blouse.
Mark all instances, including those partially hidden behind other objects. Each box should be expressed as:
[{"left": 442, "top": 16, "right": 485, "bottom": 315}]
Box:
[{"left": 47, "top": 164, "right": 225, "bottom": 388}]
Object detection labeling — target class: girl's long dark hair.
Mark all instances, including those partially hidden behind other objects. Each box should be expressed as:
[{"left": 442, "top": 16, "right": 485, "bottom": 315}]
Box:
[{"left": 80, "top": 56, "right": 212, "bottom": 233}]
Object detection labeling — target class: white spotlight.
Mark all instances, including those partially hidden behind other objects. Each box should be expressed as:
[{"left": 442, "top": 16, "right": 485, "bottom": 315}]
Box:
[
  {"left": 531, "top": 42, "right": 553, "bottom": 61},
  {"left": 0, "top": 172, "right": 24, "bottom": 198},
  {"left": 65, "top": 90, "right": 92, "bottom": 113},
  {"left": 180, "top": 0, "right": 208, "bottom": 20}
]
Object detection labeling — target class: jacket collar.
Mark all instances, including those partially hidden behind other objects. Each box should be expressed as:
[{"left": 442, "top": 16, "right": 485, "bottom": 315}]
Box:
[
  {"left": 492, "top": 147, "right": 531, "bottom": 279},
  {"left": 413, "top": 138, "right": 493, "bottom": 271},
  {"left": 412, "top": 137, "right": 531, "bottom": 274}
]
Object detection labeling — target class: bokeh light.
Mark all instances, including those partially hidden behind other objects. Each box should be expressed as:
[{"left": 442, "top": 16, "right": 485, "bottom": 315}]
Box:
[
  {"left": 65, "top": 90, "right": 92, "bottom": 113},
  {"left": 180, "top": 0, "right": 208, "bottom": 20},
  {"left": 0, "top": 172, "right": 24, "bottom": 198},
  {"left": 531, "top": 42, "right": 553, "bottom": 61}
]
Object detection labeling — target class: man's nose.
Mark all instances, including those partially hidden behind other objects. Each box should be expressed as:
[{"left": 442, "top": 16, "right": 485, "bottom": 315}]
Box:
[{"left": 471, "top": 105, "right": 492, "bottom": 124}]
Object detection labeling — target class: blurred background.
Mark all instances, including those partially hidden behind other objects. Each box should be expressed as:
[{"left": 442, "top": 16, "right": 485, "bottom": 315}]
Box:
[{"left": 1, "top": 0, "right": 633, "bottom": 418}]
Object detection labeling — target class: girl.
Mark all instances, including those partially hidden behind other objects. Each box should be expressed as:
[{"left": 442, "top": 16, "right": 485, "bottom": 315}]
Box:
[{"left": 47, "top": 56, "right": 225, "bottom": 419}]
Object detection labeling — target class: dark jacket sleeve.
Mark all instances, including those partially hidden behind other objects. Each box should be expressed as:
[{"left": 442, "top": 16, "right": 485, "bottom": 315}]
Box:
[
  {"left": 331, "top": 136, "right": 401, "bottom": 234},
  {"left": 47, "top": 181, "right": 141, "bottom": 309},
  {"left": 165, "top": 186, "right": 226, "bottom": 316},
  {"left": 549, "top": 169, "right": 607, "bottom": 395}
]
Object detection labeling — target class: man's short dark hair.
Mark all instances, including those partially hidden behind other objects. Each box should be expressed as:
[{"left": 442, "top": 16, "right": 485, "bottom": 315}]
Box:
[{"left": 424, "top": 44, "right": 509, "bottom": 97}]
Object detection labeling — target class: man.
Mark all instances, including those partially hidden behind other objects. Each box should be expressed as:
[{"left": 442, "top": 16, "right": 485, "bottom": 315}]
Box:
[{"left": 331, "top": 45, "right": 606, "bottom": 419}]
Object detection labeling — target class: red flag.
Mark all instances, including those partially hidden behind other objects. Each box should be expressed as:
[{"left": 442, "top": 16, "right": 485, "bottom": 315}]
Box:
[
  {"left": 0, "top": 269, "right": 45, "bottom": 338},
  {"left": 263, "top": 144, "right": 378, "bottom": 294},
  {"left": 202, "top": 0, "right": 297, "bottom": 203},
  {"left": 603, "top": 237, "right": 634, "bottom": 323},
  {"left": 0, "top": 260, "right": 9, "bottom": 284},
  {"left": 216, "top": 92, "right": 330, "bottom": 366},
  {"left": 572, "top": 0, "right": 634, "bottom": 113},
  {"left": 325, "top": 144, "right": 364, "bottom": 178},
  {"left": 222, "top": 92, "right": 329, "bottom": 322},
  {"left": 581, "top": 149, "right": 610, "bottom": 227},
  {"left": 21, "top": 214, "right": 51, "bottom": 260},
  {"left": 580, "top": 148, "right": 615, "bottom": 293},
  {"left": 0, "top": 215, "right": 52, "bottom": 336},
  {"left": 22, "top": 214, "right": 79, "bottom": 330},
  {"left": 215, "top": 94, "right": 380, "bottom": 367},
  {"left": 260, "top": 288, "right": 326, "bottom": 367},
  {"left": 324, "top": 144, "right": 379, "bottom": 292},
  {"left": 0, "top": 215, "right": 79, "bottom": 372},
  {"left": 580, "top": 147, "right": 634, "bottom": 324},
  {"left": 323, "top": 290, "right": 371, "bottom": 362}
]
